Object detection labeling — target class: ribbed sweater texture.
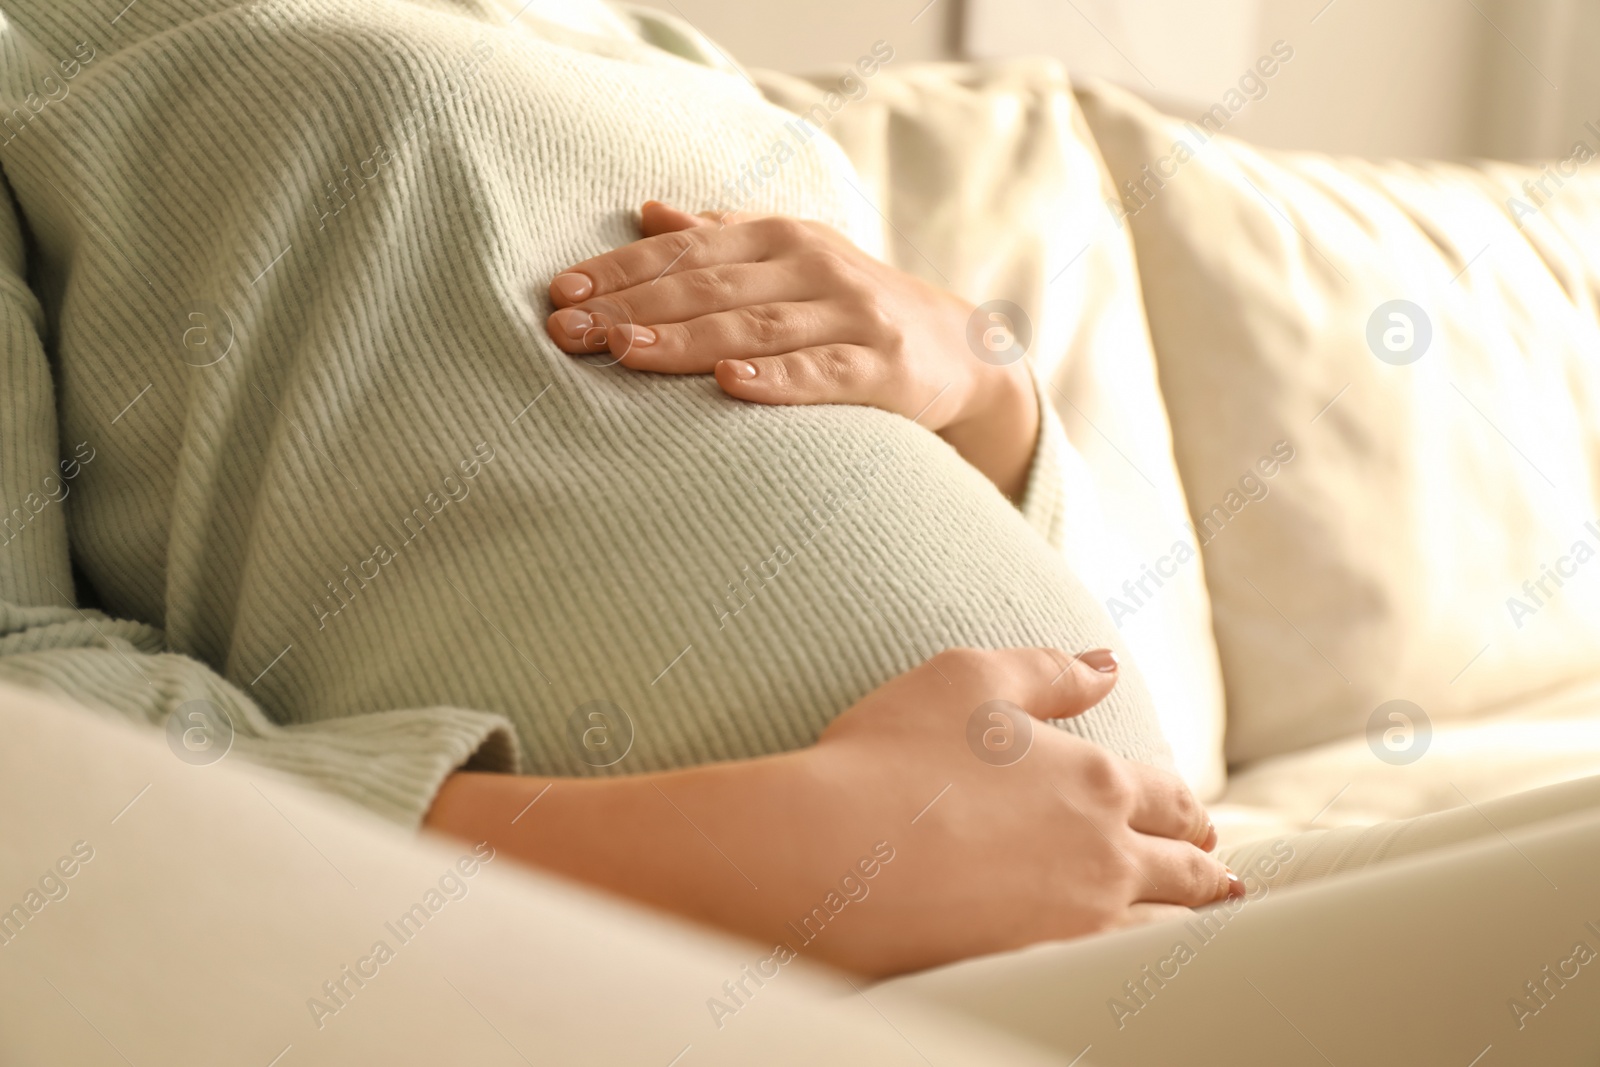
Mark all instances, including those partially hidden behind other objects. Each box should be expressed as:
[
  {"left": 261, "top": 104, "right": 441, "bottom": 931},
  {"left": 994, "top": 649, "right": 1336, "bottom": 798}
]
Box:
[{"left": 0, "top": 0, "right": 1168, "bottom": 825}]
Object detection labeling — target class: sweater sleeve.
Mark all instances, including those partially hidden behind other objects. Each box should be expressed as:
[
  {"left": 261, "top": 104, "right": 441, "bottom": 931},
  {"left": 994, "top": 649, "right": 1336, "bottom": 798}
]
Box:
[{"left": 0, "top": 174, "right": 520, "bottom": 828}]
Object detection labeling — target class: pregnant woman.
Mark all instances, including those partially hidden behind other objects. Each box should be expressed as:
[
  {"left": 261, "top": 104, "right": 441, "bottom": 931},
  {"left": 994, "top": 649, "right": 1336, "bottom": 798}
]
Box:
[
  {"left": 0, "top": 0, "right": 1227, "bottom": 976},
  {"left": 3, "top": 3, "right": 1599, "bottom": 1060}
]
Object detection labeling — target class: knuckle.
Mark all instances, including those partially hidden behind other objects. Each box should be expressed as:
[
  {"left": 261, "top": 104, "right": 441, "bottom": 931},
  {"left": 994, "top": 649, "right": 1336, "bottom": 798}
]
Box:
[
  {"left": 1170, "top": 785, "right": 1201, "bottom": 834},
  {"left": 800, "top": 247, "right": 852, "bottom": 285},
  {"left": 682, "top": 267, "right": 732, "bottom": 304},
  {"left": 856, "top": 295, "right": 899, "bottom": 343},
  {"left": 586, "top": 298, "right": 633, "bottom": 329},
  {"left": 1188, "top": 856, "right": 1226, "bottom": 903},
  {"left": 1104, "top": 769, "right": 1137, "bottom": 811},
  {"left": 754, "top": 356, "right": 789, "bottom": 388},
  {"left": 810, "top": 345, "right": 856, "bottom": 388},
  {"left": 739, "top": 304, "right": 787, "bottom": 348},
  {"left": 1084, "top": 751, "right": 1134, "bottom": 807},
  {"left": 1031, "top": 647, "right": 1071, "bottom": 686},
  {"left": 930, "top": 646, "right": 986, "bottom": 677},
  {"left": 668, "top": 317, "right": 698, "bottom": 348},
  {"left": 824, "top": 280, "right": 897, "bottom": 350},
  {"left": 772, "top": 354, "right": 813, "bottom": 392},
  {"left": 758, "top": 215, "right": 810, "bottom": 247},
  {"left": 655, "top": 231, "right": 698, "bottom": 269},
  {"left": 801, "top": 218, "right": 840, "bottom": 239}
]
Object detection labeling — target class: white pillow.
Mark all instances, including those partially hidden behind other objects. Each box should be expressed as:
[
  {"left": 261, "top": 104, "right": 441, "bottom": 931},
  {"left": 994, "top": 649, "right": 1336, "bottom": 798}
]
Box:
[{"left": 1078, "top": 77, "right": 1600, "bottom": 765}]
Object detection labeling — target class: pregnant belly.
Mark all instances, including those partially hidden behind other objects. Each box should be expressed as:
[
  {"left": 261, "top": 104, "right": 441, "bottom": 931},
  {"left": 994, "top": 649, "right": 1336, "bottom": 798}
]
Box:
[
  {"left": 243, "top": 366, "right": 1167, "bottom": 776},
  {"left": 33, "top": 0, "right": 1166, "bottom": 777}
]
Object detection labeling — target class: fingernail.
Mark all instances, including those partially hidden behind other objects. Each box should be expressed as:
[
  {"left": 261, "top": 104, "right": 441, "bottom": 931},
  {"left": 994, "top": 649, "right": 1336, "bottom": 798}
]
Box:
[
  {"left": 552, "top": 272, "right": 593, "bottom": 302},
  {"left": 1225, "top": 869, "right": 1246, "bottom": 899},
  {"left": 617, "top": 324, "right": 656, "bottom": 348},
  {"left": 1202, "top": 820, "right": 1218, "bottom": 853},
  {"left": 724, "top": 360, "right": 758, "bottom": 381},
  {"left": 1078, "top": 649, "right": 1118, "bottom": 673},
  {"left": 553, "top": 307, "right": 595, "bottom": 339}
]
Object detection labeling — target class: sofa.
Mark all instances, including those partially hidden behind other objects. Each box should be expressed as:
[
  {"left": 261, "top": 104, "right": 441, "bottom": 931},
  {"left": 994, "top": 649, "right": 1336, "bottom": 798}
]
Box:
[
  {"left": 10, "top": 685, "right": 1596, "bottom": 1065},
  {"left": 756, "top": 58, "right": 1600, "bottom": 847}
]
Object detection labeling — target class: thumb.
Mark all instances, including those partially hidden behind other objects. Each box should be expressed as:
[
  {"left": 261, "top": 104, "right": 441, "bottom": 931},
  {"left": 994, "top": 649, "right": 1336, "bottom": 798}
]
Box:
[
  {"left": 915, "top": 647, "right": 1121, "bottom": 723},
  {"left": 1003, "top": 647, "right": 1122, "bottom": 723}
]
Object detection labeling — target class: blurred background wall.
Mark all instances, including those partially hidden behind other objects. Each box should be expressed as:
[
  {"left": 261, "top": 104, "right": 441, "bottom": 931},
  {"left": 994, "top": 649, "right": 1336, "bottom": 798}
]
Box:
[{"left": 635, "top": 0, "right": 1600, "bottom": 161}]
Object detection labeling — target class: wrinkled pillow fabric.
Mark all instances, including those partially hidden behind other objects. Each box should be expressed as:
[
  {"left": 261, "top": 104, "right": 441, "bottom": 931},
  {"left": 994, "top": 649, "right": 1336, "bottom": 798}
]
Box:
[{"left": 1079, "top": 78, "right": 1600, "bottom": 765}]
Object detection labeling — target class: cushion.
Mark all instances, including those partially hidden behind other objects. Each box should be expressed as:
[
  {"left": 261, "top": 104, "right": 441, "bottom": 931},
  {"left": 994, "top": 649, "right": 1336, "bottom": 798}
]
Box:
[
  {"left": 756, "top": 60, "right": 1228, "bottom": 797},
  {"left": 1078, "top": 78, "right": 1600, "bottom": 765}
]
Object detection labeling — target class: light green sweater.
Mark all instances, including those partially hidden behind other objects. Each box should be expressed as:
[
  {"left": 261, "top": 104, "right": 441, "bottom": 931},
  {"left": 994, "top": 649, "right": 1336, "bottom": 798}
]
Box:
[{"left": 0, "top": 0, "right": 1168, "bottom": 825}]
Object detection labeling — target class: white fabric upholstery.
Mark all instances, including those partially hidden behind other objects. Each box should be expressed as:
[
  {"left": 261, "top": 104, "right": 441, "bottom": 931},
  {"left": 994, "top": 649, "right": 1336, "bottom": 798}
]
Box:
[
  {"left": 0, "top": 682, "right": 1063, "bottom": 1066},
  {"left": 9, "top": 681, "right": 1600, "bottom": 1066},
  {"left": 1211, "top": 674, "right": 1600, "bottom": 849},
  {"left": 1077, "top": 77, "right": 1600, "bottom": 768},
  {"left": 886, "top": 779, "right": 1600, "bottom": 1065}
]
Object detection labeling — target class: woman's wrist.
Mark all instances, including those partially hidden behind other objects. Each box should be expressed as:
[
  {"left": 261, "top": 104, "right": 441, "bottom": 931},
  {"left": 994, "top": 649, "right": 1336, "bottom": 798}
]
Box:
[{"left": 940, "top": 356, "right": 1041, "bottom": 502}]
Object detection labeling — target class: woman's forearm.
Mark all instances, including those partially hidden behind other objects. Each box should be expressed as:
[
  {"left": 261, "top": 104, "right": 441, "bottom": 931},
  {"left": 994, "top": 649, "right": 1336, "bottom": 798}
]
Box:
[
  {"left": 424, "top": 751, "right": 867, "bottom": 951},
  {"left": 423, "top": 650, "right": 1237, "bottom": 978}
]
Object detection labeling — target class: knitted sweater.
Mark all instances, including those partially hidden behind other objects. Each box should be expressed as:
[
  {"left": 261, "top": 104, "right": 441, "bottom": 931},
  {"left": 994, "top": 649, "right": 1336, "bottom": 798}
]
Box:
[{"left": 0, "top": 0, "right": 1169, "bottom": 825}]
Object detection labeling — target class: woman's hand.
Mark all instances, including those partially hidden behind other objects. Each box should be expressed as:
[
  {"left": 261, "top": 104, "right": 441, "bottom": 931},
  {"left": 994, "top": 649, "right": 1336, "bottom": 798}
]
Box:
[
  {"left": 800, "top": 646, "right": 1233, "bottom": 973},
  {"left": 426, "top": 647, "right": 1233, "bottom": 978},
  {"left": 542, "top": 202, "right": 1041, "bottom": 500}
]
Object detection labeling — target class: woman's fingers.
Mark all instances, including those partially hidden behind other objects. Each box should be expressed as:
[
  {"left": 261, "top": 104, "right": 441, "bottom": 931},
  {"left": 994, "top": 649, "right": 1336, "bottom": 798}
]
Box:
[
  {"left": 961, "top": 646, "right": 1123, "bottom": 724},
  {"left": 637, "top": 201, "right": 765, "bottom": 236},
  {"left": 1039, "top": 649, "right": 1122, "bottom": 720},
  {"left": 713, "top": 345, "right": 887, "bottom": 410},
  {"left": 549, "top": 228, "right": 763, "bottom": 307},
  {"left": 545, "top": 264, "right": 826, "bottom": 356},
  {"left": 1132, "top": 835, "right": 1243, "bottom": 907},
  {"left": 638, "top": 200, "right": 716, "bottom": 236},
  {"left": 549, "top": 211, "right": 805, "bottom": 307},
  {"left": 597, "top": 302, "right": 838, "bottom": 373},
  {"left": 1124, "top": 762, "right": 1216, "bottom": 850}
]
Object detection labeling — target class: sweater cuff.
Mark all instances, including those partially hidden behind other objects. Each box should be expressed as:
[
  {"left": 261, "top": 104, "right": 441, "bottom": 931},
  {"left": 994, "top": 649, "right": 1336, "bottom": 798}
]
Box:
[
  {"left": 242, "top": 708, "right": 522, "bottom": 829},
  {"left": 1017, "top": 365, "right": 1071, "bottom": 551},
  {"left": 0, "top": 611, "right": 525, "bottom": 831}
]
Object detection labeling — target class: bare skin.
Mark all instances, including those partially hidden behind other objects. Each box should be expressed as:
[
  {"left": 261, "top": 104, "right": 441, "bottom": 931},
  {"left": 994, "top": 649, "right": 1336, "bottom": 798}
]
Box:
[
  {"left": 426, "top": 648, "right": 1237, "bottom": 978},
  {"left": 542, "top": 201, "right": 1041, "bottom": 501}
]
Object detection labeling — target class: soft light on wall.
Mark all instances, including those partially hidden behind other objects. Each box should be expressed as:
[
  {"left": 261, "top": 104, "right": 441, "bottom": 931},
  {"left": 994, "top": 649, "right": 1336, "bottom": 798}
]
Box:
[
  {"left": 965, "top": 0, "right": 1263, "bottom": 108},
  {"left": 637, "top": 0, "right": 1600, "bottom": 160}
]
